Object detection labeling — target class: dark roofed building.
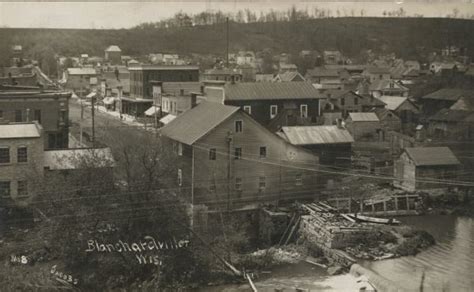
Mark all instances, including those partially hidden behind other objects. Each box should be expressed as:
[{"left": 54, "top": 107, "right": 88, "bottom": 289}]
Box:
[
  {"left": 421, "top": 88, "right": 474, "bottom": 115},
  {"left": 204, "top": 82, "right": 323, "bottom": 127},
  {"left": 159, "top": 101, "right": 319, "bottom": 211},
  {"left": 394, "top": 147, "right": 460, "bottom": 191},
  {"left": 203, "top": 68, "right": 242, "bottom": 83}
]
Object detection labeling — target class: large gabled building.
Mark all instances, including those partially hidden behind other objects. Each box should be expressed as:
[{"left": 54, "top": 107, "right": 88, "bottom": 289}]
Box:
[{"left": 159, "top": 101, "right": 319, "bottom": 211}]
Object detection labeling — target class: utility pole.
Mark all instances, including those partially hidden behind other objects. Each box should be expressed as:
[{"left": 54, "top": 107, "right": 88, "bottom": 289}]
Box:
[
  {"left": 226, "top": 131, "right": 233, "bottom": 211},
  {"left": 91, "top": 95, "right": 95, "bottom": 146},
  {"left": 226, "top": 17, "right": 229, "bottom": 68}
]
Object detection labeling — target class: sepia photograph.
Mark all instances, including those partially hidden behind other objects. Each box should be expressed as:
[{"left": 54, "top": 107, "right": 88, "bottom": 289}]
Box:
[{"left": 0, "top": 0, "right": 473, "bottom": 291}]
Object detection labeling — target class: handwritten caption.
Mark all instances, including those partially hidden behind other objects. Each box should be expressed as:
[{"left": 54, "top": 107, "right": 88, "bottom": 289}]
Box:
[
  {"left": 85, "top": 235, "right": 190, "bottom": 265},
  {"left": 50, "top": 265, "right": 79, "bottom": 285}
]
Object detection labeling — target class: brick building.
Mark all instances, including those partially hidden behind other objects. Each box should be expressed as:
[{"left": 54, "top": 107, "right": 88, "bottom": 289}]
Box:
[
  {"left": 0, "top": 122, "right": 44, "bottom": 206},
  {"left": 0, "top": 89, "right": 71, "bottom": 149}
]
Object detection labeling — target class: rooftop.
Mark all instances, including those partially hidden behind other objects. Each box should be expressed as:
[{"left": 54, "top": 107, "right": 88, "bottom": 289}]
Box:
[
  {"left": 404, "top": 147, "right": 460, "bottom": 166},
  {"left": 377, "top": 96, "right": 409, "bottom": 111},
  {"left": 44, "top": 148, "right": 115, "bottom": 170},
  {"left": 348, "top": 112, "right": 379, "bottom": 122},
  {"left": 274, "top": 71, "right": 305, "bottom": 82},
  {"left": 105, "top": 45, "right": 122, "bottom": 52},
  {"left": 306, "top": 67, "right": 340, "bottom": 78},
  {"left": 224, "top": 82, "right": 323, "bottom": 101},
  {"left": 421, "top": 88, "right": 474, "bottom": 101},
  {"left": 280, "top": 125, "right": 354, "bottom": 145},
  {"left": 160, "top": 101, "right": 239, "bottom": 145},
  {"left": 67, "top": 68, "right": 97, "bottom": 75},
  {"left": 364, "top": 67, "right": 391, "bottom": 75},
  {"left": 128, "top": 65, "right": 199, "bottom": 71},
  {"left": 0, "top": 122, "right": 42, "bottom": 139}
]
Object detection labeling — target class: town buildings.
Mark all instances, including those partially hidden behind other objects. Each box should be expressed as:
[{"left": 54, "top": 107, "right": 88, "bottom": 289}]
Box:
[
  {"left": 394, "top": 147, "right": 460, "bottom": 191},
  {"left": 272, "top": 71, "right": 305, "bottom": 82},
  {"left": 0, "top": 122, "right": 44, "bottom": 206},
  {"left": 278, "top": 125, "right": 354, "bottom": 165},
  {"left": 104, "top": 46, "right": 122, "bottom": 65},
  {"left": 203, "top": 68, "right": 242, "bottom": 82},
  {"left": 0, "top": 88, "right": 71, "bottom": 149},
  {"left": 421, "top": 89, "right": 474, "bottom": 116},
  {"left": 64, "top": 67, "right": 98, "bottom": 96},
  {"left": 345, "top": 112, "right": 382, "bottom": 141},
  {"left": 160, "top": 101, "right": 319, "bottom": 210},
  {"left": 126, "top": 65, "right": 200, "bottom": 116},
  {"left": 377, "top": 96, "right": 419, "bottom": 126},
  {"left": 203, "top": 82, "right": 323, "bottom": 128}
]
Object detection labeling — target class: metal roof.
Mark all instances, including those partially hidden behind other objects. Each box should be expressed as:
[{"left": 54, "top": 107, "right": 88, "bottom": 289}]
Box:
[
  {"left": 67, "top": 68, "right": 97, "bottom": 75},
  {"left": 160, "top": 101, "right": 239, "bottom": 145},
  {"left": 0, "top": 123, "right": 41, "bottom": 139},
  {"left": 128, "top": 65, "right": 199, "bottom": 71},
  {"left": 450, "top": 96, "right": 474, "bottom": 111},
  {"left": 404, "top": 147, "right": 460, "bottom": 166},
  {"left": 44, "top": 148, "right": 115, "bottom": 170},
  {"left": 348, "top": 112, "right": 379, "bottom": 122},
  {"left": 280, "top": 126, "right": 354, "bottom": 145},
  {"left": 224, "top": 82, "right": 323, "bottom": 101},
  {"left": 422, "top": 88, "right": 474, "bottom": 101},
  {"left": 105, "top": 45, "right": 122, "bottom": 52},
  {"left": 377, "top": 96, "right": 408, "bottom": 111}
]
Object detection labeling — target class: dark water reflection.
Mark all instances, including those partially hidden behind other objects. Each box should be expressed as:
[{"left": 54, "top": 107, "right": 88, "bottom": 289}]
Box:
[{"left": 362, "top": 215, "right": 474, "bottom": 291}]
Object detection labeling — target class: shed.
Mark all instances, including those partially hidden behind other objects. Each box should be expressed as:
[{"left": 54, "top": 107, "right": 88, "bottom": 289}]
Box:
[
  {"left": 394, "top": 147, "right": 460, "bottom": 191},
  {"left": 345, "top": 113, "right": 381, "bottom": 141}
]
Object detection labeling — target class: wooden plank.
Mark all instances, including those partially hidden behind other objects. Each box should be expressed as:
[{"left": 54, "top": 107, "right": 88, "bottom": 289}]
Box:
[
  {"left": 278, "top": 213, "right": 296, "bottom": 246},
  {"left": 341, "top": 213, "right": 356, "bottom": 223},
  {"left": 284, "top": 216, "right": 301, "bottom": 245},
  {"left": 246, "top": 274, "right": 258, "bottom": 292}
]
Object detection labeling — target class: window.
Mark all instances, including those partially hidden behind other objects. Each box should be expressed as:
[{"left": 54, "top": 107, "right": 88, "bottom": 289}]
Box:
[
  {"left": 340, "top": 98, "right": 345, "bottom": 106},
  {"left": 243, "top": 106, "right": 252, "bottom": 115},
  {"left": 354, "top": 97, "right": 358, "bottom": 105},
  {"left": 259, "top": 176, "right": 266, "bottom": 190},
  {"left": 17, "top": 181, "right": 28, "bottom": 197},
  {"left": 296, "top": 174, "right": 303, "bottom": 186},
  {"left": 0, "top": 110, "right": 3, "bottom": 119},
  {"left": 235, "top": 120, "right": 243, "bottom": 133},
  {"left": 270, "top": 105, "right": 278, "bottom": 119},
  {"left": 259, "top": 146, "right": 267, "bottom": 158},
  {"left": 17, "top": 147, "right": 27, "bottom": 163},
  {"left": 59, "top": 110, "right": 67, "bottom": 125},
  {"left": 235, "top": 178, "right": 242, "bottom": 190},
  {"left": 209, "top": 148, "right": 216, "bottom": 160},
  {"left": 15, "top": 110, "right": 22, "bottom": 122},
  {"left": 34, "top": 109, "right": 42, "bottom": 124},
  {"left": 0, "top": 181, "right": 11, "bottom": 198},
  {"left": 0, "top": 147, "right": 10, "bottom": 164},
  {"left": 177, "top": 143, "right": 183, "bottom": 156},
  {"left": 300, "top": 104, "right": 308, "bottom": 118},
  {"left": 209, "top": 181, "right": 216, "bottom": 192},
  {"left": 177, "top": 169, "right": 182, "bottom": 186},
  {"left": 234, "top": 147, "right": 242, "bottom": 160}
]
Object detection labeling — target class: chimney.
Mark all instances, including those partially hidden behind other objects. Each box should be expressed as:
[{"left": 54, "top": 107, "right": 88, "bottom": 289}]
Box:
[
  {"left": 191, "top": 93, "right": 197, "bottom": 108},
  {"left": 26, "top": 108, "right": 30, "bottom": 122},
  {"left": 336, "top": 118, "right": 344, "bottom": 129}
]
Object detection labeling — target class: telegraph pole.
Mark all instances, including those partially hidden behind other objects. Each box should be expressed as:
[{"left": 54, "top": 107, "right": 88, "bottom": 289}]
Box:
[
  {"left": 226, "top": 17, "right": 229, "bottom": 68},
  {"left": 91, "top": 94, "right": 95, "bottom": 146}
]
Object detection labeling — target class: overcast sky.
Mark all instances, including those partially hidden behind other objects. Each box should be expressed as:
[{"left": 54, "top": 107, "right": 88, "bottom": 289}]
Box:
[{"left": 1, "top": 1, "right": 473, "bottom": 29}]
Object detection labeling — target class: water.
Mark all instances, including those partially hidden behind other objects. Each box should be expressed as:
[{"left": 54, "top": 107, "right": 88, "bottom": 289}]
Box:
[
  {"left": 362, "top": 215, "right": 474, "bottom": 292},
  {"left": 205, "top": 215, "right": 474, "bottom": 291}
]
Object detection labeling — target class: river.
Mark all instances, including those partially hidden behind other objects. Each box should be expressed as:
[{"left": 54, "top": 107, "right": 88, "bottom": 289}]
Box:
[
  {"left": 362, "top": 215, "right": 474, "bottom": 292},
  {"left": 205, "top": 215, "right": 473, "bottom": 291}
]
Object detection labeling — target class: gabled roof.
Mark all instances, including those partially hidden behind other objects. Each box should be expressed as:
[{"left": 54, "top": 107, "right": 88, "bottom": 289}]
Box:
[
  {"left": 274, "top": 71, "right": 305, "bottom": 82},
  {"left": 105, "top": 45, "right": 121, "bottom": 52},
  {"left": 377, "top": 96, "right": 409, "bottom": 111},
  {"left": 0, "top": 123, "right": 42, "bottom": 139},
  {"left": 223, "top": 82, "right": 322, "bottom": 101},
  {"left": 160, "top": 102, "right": 239, "bottom": 145},
  {"left": 348, "top": 112, "right": 379, "bottom": 122},
  {"left": 280, "top": 126, "right": 354, "bottom": 145},
  {"left": 369, "top": 79, "right": 408, "bottom": 91},
  {"left": 374, "top": 108, "right": 400, "bottom": 121},
  {"left": 422, "top": 88, "right": 474, "bottom": 101},
  {"left": 449, "top": 95, "right": 474, "bottom": 111},
  {"left": 404, "top": 147, "right": 460, "bottom": 166}
]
